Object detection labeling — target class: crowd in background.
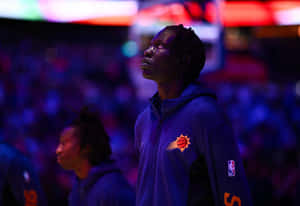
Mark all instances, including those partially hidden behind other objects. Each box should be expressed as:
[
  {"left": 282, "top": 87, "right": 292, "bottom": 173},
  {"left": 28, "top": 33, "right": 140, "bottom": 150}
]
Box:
[
  {"left": 0, "top": 34, "right": 140, "bottom": 205},
  {"left": 212, "top": 82, "right": 299, "bottom": 206},
  {"left": 0, "top": 26, "right": 299, "bottom": 206}
]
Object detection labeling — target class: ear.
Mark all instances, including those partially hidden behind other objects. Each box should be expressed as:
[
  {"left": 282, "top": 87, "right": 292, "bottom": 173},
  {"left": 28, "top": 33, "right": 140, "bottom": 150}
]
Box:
[
  {"left": 184, "top": 55, "right": 191, "bottom": 65},
  {"left": 179, "top": 54, "right": 191, "bottom": 65},
  {"left": 80, "top": 145, "right": 91, "bottom": 157}
]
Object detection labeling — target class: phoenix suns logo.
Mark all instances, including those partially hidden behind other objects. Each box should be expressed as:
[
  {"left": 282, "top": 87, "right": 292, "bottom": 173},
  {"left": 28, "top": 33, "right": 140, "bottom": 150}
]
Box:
[{"left": 167, "top": 134, "right": 191, "bottom": 152}]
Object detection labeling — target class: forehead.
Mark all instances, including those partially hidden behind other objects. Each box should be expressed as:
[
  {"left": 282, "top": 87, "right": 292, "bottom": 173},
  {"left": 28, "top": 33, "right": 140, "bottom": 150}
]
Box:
[
  {"left": 60, "top": 127, "right": 77, "bottom": 141},
  {"left": 151, "top": 28, "right": 177, "bottom": 45}
]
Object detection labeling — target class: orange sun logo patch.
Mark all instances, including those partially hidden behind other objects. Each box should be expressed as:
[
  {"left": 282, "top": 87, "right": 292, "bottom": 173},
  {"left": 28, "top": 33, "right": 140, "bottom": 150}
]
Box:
[{"left": 167, "top": 134, "right": 191, "bottom": 152}]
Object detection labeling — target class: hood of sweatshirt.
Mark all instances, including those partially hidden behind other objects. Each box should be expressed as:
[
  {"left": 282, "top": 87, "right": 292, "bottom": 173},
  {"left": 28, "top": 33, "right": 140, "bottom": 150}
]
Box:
[
  {"left": 75, "top": 160, "right": 120, "bottom": 195},
  {"left": 150, "top": 82, "right": 216, "bottom": 119}
]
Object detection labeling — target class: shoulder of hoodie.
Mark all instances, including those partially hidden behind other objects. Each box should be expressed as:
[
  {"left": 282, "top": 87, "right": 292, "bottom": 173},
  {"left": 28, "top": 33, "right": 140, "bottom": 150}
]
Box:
[
  {"left": 0, "top": 143, "right": 31, "bottom": 168},
  {"left": 187, "top": 92, "right": 219, "bottom": 113},
  {"left": 92, "top": 171, "right": 134, "bottom": 195},
  {"left": 181, "top": 82, "right": 228, "bottom": 129},
  {"left": 188, "top": 95, "right": 225, "bottom": 123},
  {"left": 88, "top": 172, "right": 135, "bottom": 204},
  {"left": 0, "top": 143, "right": 38, "bottom": 187},
  {"left": 94, "top": 175, "right": 135, "bottom": 205}
]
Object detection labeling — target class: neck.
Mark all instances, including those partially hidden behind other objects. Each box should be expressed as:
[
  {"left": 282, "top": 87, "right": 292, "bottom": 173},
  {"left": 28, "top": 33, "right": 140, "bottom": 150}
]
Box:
[
  {"left": 74, "top": 159, "right": 92, "bottom": 179},
  {"left": 157, "top": 80, "right": 189, "bottom": 100}
]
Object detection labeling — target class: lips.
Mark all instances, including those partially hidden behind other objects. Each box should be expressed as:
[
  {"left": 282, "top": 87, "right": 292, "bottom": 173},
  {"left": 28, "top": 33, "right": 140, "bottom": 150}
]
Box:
[
  {"left": 142, "top": 58, "right": 151, "bottom": 64},
  {"left": 57, "top": 156, "right": 63, "bottom": 163},
  {"left": 141, "top": 58, "right": 152, "bottom": 69}
]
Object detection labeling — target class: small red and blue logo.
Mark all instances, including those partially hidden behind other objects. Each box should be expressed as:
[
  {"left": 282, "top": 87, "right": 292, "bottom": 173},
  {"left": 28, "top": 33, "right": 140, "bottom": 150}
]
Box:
[
  {"left": 228, "top": 160, "right": 236, "bottom": 177},
  {"left": 167, "top": 134, "right": 191, "bottom": 152}
]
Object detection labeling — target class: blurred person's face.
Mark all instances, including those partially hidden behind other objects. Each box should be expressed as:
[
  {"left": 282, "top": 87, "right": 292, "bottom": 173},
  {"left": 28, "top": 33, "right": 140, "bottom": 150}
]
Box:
[
  {"left": 56, "top": 127, "right": 83, "bottom": 170},
  {"left": 141, "top": 28, "right": 179, "bottom": 84}
]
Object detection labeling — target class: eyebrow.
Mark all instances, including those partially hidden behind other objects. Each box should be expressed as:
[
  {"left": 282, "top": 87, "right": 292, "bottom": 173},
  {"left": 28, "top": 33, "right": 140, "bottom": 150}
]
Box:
[
  {"left": 151, "top": 39, "right": 168, "bottom": 47},
  {"left": 152, "top": 38, "right": 161, "bottom": 43},
  {"left": 59, "top": 136, "right": 66, "bottom": 142}
]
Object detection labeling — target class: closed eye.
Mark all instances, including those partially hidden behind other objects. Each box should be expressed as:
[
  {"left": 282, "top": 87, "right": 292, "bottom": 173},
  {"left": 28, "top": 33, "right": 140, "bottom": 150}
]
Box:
[
  {"left": 157, "top": 44, "right": 164, "bottom": 49},
  {"left": 151, "top": 39, "right": 167, "bottom": 49}
]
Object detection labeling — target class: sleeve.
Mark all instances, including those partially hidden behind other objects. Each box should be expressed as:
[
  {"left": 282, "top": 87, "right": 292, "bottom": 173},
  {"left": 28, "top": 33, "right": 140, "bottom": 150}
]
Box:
[
  {"left": 6, "top": 155, "right": 47, "bottom": 206},
  {"left": 196, "top": 105, "right": 253, "bottom": 206}
]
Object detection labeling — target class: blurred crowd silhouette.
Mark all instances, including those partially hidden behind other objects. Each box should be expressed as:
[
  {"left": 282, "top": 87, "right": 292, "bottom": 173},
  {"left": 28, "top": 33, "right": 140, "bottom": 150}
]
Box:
[
  {"left": 0, "top": 21, "right": 299, "bottom": 206},
  {"left": 212, "top": 82, "right": 299, "bottom": 206}
]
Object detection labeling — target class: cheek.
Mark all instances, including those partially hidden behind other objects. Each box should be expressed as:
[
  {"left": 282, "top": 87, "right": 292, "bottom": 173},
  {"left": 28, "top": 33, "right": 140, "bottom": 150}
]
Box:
[
  {"left": 158, "top": 52, "right": 177, "bottom": 65},
  {"left": 64, "top": 145, "right": 81, "bottom": 158},
  {"left": 60, "top": 150, "right": 81, "bottom": 168},
  {"left": 153, "top": 56, "right": 172, "bottom": 71},
  {"left": 70, "top": 147, "right": 81, "bottom": 158},
  {"left": 155, "top": 59, "right": 176, "bottom": 75}
]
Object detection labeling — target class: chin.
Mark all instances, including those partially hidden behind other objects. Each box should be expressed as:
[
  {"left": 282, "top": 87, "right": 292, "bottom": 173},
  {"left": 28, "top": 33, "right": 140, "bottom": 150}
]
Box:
[
  {"left": 142, "top": 73, "right": 152, "bottom": 80},
  {"left": 142, "top": 70, "right": 155, "bottom": 80},
  {"left": 61, "top": 165, "right": 74, "bottom": 171},
  {"left": 58, "top": 161, "right": 73, "bottom": 171}
]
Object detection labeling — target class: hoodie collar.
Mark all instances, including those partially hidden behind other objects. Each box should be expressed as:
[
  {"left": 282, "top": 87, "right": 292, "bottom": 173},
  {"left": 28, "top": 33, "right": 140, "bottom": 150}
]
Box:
[
  {"left": 150, "top": 82, "right": 216, "bottom": 118},
  {"left": 75, "top": 160, "right": 120, "bottom": 194}
]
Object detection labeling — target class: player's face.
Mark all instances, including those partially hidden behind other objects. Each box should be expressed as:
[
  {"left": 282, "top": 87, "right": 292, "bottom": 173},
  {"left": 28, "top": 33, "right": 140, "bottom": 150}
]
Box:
[
  {"left": 56, "top": 127, "right": 82, "bottom": 171},
  {"left": 140, "top": 28, "right": 179, "bottom": 83}
]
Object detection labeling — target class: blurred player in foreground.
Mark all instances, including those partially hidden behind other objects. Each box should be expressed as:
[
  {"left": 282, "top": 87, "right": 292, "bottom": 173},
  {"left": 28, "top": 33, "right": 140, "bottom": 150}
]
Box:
[{"left": 0, "top": 142, "right": 47, "bottom": 206}]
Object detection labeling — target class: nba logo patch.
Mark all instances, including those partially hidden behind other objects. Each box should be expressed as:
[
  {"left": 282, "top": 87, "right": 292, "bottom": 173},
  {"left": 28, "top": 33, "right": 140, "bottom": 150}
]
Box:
[
  {"left": 228, "top": 160, "right": 236, "bottom": 177},
  {"left": 24, "top": 171, "right": 30, "bottom": 183}
]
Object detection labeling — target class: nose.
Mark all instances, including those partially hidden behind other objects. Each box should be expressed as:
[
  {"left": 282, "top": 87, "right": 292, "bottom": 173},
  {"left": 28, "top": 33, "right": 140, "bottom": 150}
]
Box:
[
  {"left": 56, "top": 145, "right": 62, "bottom": 155},
  {"left": 144, "top": 45, "right": 154, "bottom": 57}
]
